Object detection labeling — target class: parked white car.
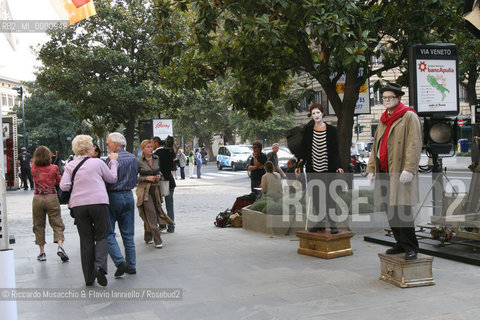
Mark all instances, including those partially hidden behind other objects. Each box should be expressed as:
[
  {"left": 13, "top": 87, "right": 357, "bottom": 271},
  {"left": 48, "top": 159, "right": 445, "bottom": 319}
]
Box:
[{"left": 216, "top": 145, "right": 252, "bottom": 171}]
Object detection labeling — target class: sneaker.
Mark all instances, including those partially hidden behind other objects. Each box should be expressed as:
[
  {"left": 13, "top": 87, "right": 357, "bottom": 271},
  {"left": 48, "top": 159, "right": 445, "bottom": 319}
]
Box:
[
  {"left": 37, "top": 253, "right": 46, "bottom": 261},
  {"left": 159, "top": 227, "right": 167, "bottom": 232},
  {"left": 57, "top": 247, "right": 69, "bottom": 262},
  {"left": 167, "top": 229, "right": 174, "bottom": 233},
  {"left": 146, "top": 240, "right": 154, "bottom": 244},
  {"left": 155, "top": 243, "right": 163, "bottom": 248}
]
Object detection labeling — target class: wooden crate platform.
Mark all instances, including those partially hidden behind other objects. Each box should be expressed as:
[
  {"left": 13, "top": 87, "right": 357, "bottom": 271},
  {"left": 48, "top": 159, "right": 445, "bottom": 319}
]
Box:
[
  {"left": 379, "top": 252, "right": 435, "bottom": 288},
  {"left": 296, "top": 230, "right": 354, "bottom": 259}
]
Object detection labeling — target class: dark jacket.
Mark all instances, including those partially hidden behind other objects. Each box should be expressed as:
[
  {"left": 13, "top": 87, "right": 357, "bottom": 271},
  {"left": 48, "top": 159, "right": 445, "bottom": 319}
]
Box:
[
  {"left": 298, "top": 120, "right": 342, "bottom": 173},
  {"left": 154, "top": 148, "right": 176, "bottom": 189}
]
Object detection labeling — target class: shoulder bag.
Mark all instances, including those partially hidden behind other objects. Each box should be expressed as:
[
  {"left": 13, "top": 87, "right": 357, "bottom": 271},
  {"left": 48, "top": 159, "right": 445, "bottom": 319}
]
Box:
[{"left": 58, "top": 157, "right": 89, "bottom": 205}]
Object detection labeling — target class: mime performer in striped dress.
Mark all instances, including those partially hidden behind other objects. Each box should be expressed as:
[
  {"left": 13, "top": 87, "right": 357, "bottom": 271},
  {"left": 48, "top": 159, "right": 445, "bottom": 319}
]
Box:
[{"left": 295, "top": 103, "right": 344, "bottom": 234}]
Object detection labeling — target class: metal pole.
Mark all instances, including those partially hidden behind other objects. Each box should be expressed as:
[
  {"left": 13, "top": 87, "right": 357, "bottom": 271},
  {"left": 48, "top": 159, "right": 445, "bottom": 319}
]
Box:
[
  {"left": 21, "top": 87, "right": 25, "bottom": 147},
  {"left": 0, "top": 99, "right": 17, "bottom": 320},
  {"left": 431, "top": 154, "right": 444, "bottom": 216},
  {"left": 0, "top": 100, "right": 9, "bottom": 250},
  {"left": 356, "top": 116, "right": 359, "bottom": 141}
]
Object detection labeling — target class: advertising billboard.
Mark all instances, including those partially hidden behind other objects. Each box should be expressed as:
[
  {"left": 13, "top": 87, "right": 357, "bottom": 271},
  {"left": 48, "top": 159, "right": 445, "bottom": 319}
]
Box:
[
  {"left": 152, "top": 119, "right": 173, "bottom": 139},
  {"left": 327, "top": 73, "right": 370, "bottom": 115},
  {"left": 409, "top": 43, "right": 459, "bottom": 116}
]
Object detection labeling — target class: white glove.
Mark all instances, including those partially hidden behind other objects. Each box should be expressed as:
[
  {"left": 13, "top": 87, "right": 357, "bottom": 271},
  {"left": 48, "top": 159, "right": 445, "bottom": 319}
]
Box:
[
  {"left": 367, "top": 173, "right": 375, "bottom": 183},
  {"left": 399, "top": 170, "right": 413, "bottom": 183}
]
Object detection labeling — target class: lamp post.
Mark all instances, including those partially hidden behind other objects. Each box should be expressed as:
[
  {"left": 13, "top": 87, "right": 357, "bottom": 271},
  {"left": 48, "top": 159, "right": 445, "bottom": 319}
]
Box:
[{"left": 12, "top": 86, "right": 25, "bottom": 147}]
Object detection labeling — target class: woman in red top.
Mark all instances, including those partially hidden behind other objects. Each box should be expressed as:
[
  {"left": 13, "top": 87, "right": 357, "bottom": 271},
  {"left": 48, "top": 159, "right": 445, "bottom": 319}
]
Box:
[{"left": 31, "top": 146, "right": 69, "bottom": 262}]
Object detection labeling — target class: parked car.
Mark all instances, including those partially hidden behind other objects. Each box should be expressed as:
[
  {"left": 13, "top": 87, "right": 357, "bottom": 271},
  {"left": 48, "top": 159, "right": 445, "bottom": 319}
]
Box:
[
  {"left": 216, "top": 145, "right": 252, "bottom": 171},
  {"left": 247, "top": 146, "right": 294, "bottom": 177}
]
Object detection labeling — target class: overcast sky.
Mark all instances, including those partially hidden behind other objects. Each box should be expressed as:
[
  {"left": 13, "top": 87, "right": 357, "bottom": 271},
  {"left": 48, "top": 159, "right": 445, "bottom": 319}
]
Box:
[{"left": 0, "top": 0, "right": 60, "bottom": 81}]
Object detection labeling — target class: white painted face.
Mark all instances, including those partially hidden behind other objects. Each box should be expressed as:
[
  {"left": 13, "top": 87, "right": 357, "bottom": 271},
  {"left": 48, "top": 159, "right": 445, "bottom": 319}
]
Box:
[
  {"left": 311, "top": 108, "right": 323, "bottom": 123},
  {"left": 382, "top": 91, "right": 398, "bottom": 109}
]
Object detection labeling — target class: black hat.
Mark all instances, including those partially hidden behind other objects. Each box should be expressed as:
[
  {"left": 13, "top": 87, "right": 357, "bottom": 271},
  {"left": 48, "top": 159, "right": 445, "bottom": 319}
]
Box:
[{"left": 379, "top": 82, "right": 405, "bottom": 96}]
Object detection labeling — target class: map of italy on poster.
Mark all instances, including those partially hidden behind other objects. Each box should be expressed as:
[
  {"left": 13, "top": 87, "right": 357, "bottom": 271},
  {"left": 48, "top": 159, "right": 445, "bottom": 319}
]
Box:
[
  {"left": 416, "top": 59, "right": 457, "bottom": 113},
  {"left": 153, "top": 119, "right": 173, "bottom": 139}
]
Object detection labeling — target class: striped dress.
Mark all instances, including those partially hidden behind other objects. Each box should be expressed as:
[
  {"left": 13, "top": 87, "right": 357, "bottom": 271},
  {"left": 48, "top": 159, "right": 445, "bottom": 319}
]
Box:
[{"left": 312, "top": 129, "right": 328, "bottom": 172}]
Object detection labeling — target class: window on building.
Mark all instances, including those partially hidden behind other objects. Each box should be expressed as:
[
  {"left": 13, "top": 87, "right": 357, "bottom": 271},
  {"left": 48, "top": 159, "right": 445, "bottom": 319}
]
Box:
[
  {"left": 459, "top": 84, "right": 467, "bottom": 102},
  {"left": 371, "top": 124, "right": 378, "bottom": 137},
  {"left": 1, "top": 94, "right": 7, "bottom": 107},
  {"left": 8, "top": 95, "right": 14, "bottom": 107},
  {"left": 299, "top": 90, "right": 322, "bottom": 112},
  {"left": 370, "top": 87, "right": 382, "bottom": 106},
  {"left": 299, "top": 97, "right": 308, "bottom": 112}
]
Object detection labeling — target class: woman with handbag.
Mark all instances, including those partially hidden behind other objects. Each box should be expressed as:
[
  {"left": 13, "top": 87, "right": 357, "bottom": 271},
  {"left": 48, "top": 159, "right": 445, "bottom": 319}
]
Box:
[
  {"left": 31, "top": 146, "right": 68, "bottom": 262},
  {"left": 60, "top": 135, "right": 118, "bottom": 287},
  {"left": 136, "top": 140, "right": 174, "bottom": 248}
]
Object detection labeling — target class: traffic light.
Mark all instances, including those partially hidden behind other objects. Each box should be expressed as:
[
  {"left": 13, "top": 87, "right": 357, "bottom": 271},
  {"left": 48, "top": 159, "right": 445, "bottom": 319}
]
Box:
[
  {"left": 424, "top": 117, "right": 456, "bottom": 155},
  {"left": 354, "top": 125, "right": 364, "bottom": 134},
  {"left": 12, "top": 86, "right": 23, "bottom": 100}
]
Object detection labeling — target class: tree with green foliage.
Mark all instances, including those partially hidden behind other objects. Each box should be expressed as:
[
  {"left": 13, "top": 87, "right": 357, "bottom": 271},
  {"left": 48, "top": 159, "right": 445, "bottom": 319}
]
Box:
[
  {"left": 163, "top": 0, "right": 460, "bottom": 167},
  {"left": 169, "top": 81, "right": 233, "bottom": 156},
  {"left": 36, "top": 0, "right": 179, "bottom": 152},
  {"left": 231, "top": 103, "right": 295, "bottom": 144},
  {"left": 12, "top": 82, "right": 85, "bottom": 158}
]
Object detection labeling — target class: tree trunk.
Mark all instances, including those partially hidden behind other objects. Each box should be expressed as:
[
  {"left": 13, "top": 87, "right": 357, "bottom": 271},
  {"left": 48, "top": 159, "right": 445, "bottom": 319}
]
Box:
[
  {"left": 467, "top": 63, "right": 479, "bottom": 106},
  {"left": 320, "top": 69, "right": 362, "bottom": 170},
  {"left": 223, "top": 129, "right": 235, "bottom": 145},
  {"left": 125, "top": 116, "right": 136, "bottom": 154},
  {"left": 56, "top": 130, "right": 64, "bottom": 159}
]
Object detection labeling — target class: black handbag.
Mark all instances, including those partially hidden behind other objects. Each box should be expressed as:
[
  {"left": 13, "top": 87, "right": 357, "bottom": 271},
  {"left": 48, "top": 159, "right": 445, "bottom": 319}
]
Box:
[
  {"left": 286, "top": 125, "right": 304, "bottom": 159},
  {"left": 58, "top": 157, "right": 89, "bottom": 205}
]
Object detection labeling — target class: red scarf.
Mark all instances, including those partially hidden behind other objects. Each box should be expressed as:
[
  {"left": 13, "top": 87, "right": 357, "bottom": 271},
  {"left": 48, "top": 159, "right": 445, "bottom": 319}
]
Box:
[{"left": 379, "top": 102, "right": 415, "bottom": 172}]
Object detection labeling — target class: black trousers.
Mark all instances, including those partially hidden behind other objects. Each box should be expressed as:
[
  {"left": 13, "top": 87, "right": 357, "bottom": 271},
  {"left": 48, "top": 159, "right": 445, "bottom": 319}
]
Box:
[
  {"left": 72, "top": 204, "right": 110, "bottom": 284},
  {"left": 180, "top": 166, "right": 185, "bottom": 179},
  {"left": 387, "top": 205, "right": 419, "bottom": 252},
  {"left": 21, "top": 167, "right": 34, "bottom": 189},
  {"left": 306, "top": 173, "right": 338, "bottom": 230}
]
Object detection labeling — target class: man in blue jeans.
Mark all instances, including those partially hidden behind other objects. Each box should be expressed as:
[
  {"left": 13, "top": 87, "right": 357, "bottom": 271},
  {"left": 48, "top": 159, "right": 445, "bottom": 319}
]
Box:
[{"left": 105, "top": 132, "right": 138, "bottom": 276}]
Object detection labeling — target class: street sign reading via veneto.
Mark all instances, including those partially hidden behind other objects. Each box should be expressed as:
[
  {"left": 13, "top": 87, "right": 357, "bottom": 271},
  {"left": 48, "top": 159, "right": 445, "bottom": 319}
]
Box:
[{"left": 408, "top": 43, "right": 459, "bottom": 116}]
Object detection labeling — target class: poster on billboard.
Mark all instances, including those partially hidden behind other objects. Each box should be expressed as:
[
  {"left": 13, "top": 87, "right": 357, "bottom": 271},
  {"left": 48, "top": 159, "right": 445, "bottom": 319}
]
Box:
[
  {"left": 152, "top": 119, "right": 173, "bottom": 139},
  {"left": 415, "top": 59, "right": 457, "bottom": 114},
  {"left": 327, "top": 73, "right": 370, "bottom": 115},
  {"left": 409, "top": 43, "right": 459, "bottom": 116}
]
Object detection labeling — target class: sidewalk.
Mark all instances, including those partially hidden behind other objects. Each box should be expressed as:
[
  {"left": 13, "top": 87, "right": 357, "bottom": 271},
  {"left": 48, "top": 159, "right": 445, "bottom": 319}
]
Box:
[
  {"left": 5, "top": 178, "right": 480, "bottom": 320},
  {"left": 420, "top": 154, "right": 471, "bottom": 171}
]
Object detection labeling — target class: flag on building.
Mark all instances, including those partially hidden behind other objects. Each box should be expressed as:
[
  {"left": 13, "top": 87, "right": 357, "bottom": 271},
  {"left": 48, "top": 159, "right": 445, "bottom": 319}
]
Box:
[
  {"left": 49, "top": 0, "right": 96, "bottom": 26},
  {"left": 0, "top": 0, "right": 16, "bottom": 50}
]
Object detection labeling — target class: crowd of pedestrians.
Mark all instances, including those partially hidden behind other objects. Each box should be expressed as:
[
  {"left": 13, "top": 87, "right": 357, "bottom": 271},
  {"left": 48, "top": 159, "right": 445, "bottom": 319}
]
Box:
[{"left": 25, "top": 133, "right": 179, "bottom": 287}]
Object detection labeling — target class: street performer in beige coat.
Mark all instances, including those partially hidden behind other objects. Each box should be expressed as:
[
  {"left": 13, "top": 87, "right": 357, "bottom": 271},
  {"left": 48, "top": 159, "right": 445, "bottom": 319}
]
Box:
[{"left": 367, "top": 82, "right": 422, "bottom": 260}]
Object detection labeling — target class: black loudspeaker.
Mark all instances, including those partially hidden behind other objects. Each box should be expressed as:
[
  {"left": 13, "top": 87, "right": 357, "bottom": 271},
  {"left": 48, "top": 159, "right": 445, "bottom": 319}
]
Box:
[{"left": 138, "top": 120, "right": 153, "bottom": 141}]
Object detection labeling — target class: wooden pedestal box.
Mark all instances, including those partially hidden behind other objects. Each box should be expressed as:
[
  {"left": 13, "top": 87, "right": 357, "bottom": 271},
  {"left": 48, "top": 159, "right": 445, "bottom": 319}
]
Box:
[
  {"left": 296, "top": 230, "right": 354, "bottom": 259},
  {"left": 378, "top": 253, "right": 435, "bottom": 288}
]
